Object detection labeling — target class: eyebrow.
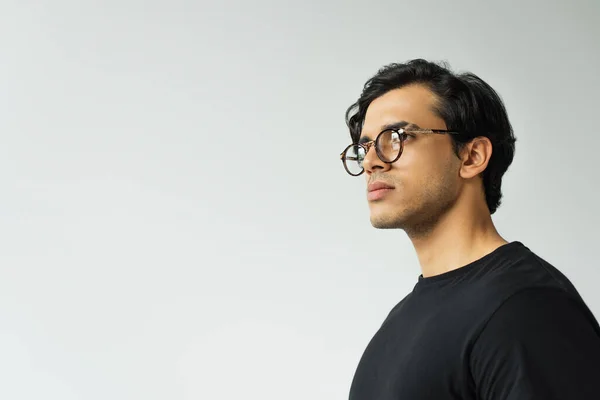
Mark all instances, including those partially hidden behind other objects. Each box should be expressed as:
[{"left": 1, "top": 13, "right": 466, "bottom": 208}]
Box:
[{"left": 358, "top": 121, "right": 422, "bottom": 144}]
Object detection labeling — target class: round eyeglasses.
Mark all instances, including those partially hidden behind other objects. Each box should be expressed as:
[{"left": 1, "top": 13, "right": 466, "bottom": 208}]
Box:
[{"left": 340, "top": 127, "right": 462, "bottom": 176}]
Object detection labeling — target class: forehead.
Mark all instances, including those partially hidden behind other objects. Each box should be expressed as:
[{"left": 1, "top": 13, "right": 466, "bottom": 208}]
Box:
[{"left": 361, "top": 84, "right": 445, "bottom": 138}]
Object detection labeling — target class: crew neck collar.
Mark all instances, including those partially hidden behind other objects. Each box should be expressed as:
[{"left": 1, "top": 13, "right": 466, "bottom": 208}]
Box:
[{"left": 416, "top": 241, "right": 525, "bottom": 286}]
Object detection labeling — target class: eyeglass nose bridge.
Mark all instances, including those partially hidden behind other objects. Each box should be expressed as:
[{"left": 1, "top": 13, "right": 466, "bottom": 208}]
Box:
[
  {"left": 361, "top": 139, "right": 394, "bottom": 166},
  {"left": 361, "top": 140, "right": 376, "bottom": 154}
]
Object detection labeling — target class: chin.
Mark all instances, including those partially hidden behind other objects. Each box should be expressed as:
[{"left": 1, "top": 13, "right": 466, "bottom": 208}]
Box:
[
  {"left": 368, "top": 198, "right": 421, "bottom": 230},
  {"left": 369, "top": 209, "right": 406, "bottom": 230}
]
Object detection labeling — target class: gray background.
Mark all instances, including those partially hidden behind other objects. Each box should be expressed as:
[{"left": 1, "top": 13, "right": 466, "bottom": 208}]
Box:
[{"left": 0, "top": 0, "right": 598, "bottom": 399}]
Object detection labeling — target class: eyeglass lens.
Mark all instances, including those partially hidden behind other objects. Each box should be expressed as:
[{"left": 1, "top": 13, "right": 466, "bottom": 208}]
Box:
[{"left": 343, "top": 130, "right": 403, "bottom": 175}]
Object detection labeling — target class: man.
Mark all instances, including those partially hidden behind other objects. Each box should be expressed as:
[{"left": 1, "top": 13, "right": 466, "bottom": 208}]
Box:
[{"left": 340, "top": 59, "right": 600, "bottom": 399}]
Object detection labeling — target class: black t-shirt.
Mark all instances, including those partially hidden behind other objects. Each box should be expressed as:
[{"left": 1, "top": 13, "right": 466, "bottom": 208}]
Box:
[{"left": 348, "top": 241, "right": 600, "bottom": 399}]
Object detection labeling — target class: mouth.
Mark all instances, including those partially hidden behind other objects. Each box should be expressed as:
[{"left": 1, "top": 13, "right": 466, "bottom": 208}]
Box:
[
  {"left": 367, "top": 181, "right": 395, "bottom": 201},
  {"left": 367, "top": 187, "right": 393, "bottom": 201}
]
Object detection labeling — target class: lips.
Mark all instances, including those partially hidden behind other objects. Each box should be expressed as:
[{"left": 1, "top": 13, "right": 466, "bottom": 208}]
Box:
[
  {"left": 367, "top": 181, "right": 394, "bottom": 201},
  {"left": 368, "top": 181, "right": 395, "bottom": 192}
]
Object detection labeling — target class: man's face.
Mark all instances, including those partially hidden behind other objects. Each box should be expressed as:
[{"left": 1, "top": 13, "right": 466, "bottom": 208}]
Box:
[{"left": 360, "top": 84, "right": 462, "bottom": 233}]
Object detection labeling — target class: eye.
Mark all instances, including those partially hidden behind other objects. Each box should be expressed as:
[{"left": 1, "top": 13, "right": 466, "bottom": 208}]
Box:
[
  {"left": 394, "top": 131, "right": 411, "bottom": 142},
  {"left": 388, "top": 131, "right": 406, "bottom": 151}
]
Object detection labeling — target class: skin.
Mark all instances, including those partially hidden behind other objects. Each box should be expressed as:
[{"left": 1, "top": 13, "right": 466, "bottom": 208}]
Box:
[{"left": 360, "top": 84, "right": 508, "bottom": 278}]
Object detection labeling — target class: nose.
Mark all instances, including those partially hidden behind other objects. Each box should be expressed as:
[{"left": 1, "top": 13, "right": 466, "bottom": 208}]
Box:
[{"left": 362, "top": 144, "right": 391, "bottom": 175}]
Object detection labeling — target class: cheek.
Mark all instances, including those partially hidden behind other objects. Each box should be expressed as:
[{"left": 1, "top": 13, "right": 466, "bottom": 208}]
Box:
[
  {"left": 392, "top": 149, "right": 456, "bottom": 193},
  {"left": 393, "top": 146, "right": 435, "bottom": 181}
]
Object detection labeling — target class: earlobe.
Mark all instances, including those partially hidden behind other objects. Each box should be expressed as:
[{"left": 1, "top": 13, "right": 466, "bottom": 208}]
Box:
[{"left": 459, "top": 137, "right": 492, "bottom": 179}]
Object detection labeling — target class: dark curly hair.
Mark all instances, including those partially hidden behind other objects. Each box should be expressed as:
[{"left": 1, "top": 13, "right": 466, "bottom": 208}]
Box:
[{"left": 345, "top": 59, "right": 516, "bottom": 214}]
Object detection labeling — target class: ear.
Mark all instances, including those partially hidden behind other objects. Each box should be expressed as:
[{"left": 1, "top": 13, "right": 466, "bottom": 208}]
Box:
[{"left": 459, "top": 137, "right": 492, "bottom": 179}]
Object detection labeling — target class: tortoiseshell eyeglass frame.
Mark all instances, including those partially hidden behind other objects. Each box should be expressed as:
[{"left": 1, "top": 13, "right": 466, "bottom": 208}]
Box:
[{"left": 340, "top": 128, "right": 463, "bottom": 176}]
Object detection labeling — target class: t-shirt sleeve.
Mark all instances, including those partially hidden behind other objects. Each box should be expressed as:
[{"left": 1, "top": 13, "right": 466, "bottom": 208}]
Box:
[{"left": 470, "top": 287, "right": 600, "bottom": 399}]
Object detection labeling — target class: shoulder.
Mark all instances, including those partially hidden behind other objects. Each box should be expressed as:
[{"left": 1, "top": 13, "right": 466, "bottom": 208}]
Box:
[
  {"left": 469, "top": 287, "right": 600, "bottom": 399},
  {"left": 451, "top": 242, "right": 597, "bottom": 344},
  {"left": 478, "top": 287, "right": 600, "bottom": 340},
  {"left": 478, "top": 242, "right": 577, "bottom": 290},
  {"left": 463, "top": 242, "right": 584, "bottom": 310}
]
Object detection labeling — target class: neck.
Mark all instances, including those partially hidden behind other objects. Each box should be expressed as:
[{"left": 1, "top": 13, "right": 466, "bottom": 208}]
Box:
[{"left": 408, "top": 200, "right": 508, "bottom": 278}]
